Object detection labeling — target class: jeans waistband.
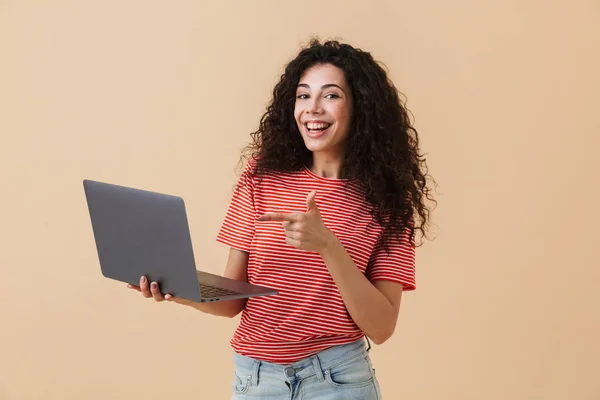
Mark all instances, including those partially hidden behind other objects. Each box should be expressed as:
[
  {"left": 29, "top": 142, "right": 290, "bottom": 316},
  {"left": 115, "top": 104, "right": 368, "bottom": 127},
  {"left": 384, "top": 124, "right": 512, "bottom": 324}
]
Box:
[{"left": 233, "top": 338, "right": 369, "bottom": 383}]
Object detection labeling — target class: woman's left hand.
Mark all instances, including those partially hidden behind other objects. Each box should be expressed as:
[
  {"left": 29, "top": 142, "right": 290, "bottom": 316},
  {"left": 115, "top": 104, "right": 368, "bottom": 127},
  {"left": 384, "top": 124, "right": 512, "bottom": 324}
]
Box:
[{"left": 257, "top": 191, "right": 336, "bottom": 254}]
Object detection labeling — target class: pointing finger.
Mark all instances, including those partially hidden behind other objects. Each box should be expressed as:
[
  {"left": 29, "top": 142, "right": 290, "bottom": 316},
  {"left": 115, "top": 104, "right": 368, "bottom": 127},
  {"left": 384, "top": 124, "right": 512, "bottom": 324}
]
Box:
[{"left": 258, "top": 212, "right": 299, "bottom": 222}]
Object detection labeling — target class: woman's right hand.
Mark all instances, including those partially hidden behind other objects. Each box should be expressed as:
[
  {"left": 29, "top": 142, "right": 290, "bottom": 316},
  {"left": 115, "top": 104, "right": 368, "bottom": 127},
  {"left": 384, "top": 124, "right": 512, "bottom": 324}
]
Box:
[
  {"left": 127, "top": 276, "right": 195, "bottom": 306},
  {"left": 125, "top": 248, "right": 250, "bottom": 318}
]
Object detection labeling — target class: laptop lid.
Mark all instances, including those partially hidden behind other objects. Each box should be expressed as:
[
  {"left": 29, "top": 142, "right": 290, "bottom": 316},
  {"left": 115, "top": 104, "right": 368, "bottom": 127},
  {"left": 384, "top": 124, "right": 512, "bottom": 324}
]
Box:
[{"left": 83, "top": 179, "right": 203, "bottom": 302}]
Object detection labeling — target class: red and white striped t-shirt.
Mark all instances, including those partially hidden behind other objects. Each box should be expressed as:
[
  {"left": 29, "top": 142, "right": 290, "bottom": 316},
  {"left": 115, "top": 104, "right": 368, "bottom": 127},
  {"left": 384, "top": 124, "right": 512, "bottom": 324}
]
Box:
[{"left": 216, "top": 159, "right": 416, "bottom": 364}]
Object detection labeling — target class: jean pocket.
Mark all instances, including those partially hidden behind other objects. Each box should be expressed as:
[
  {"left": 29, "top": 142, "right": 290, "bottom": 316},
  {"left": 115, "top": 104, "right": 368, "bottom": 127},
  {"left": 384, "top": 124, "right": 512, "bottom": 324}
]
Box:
[
  {"left": 324, "top": 355, "right": 375, "bottom": 389},
  {"left": 232, "top": 370, "right": 252, "bottom": 394}
]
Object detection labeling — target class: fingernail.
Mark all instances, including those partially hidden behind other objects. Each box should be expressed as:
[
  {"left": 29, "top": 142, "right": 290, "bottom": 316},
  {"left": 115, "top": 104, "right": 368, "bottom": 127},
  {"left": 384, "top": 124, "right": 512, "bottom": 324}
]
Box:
[
  {"left": 141, "top": 277, "right": 146, "bottom": 283},
  {"left": 151, "top": 282, "right": 157, "bottom": 289}
]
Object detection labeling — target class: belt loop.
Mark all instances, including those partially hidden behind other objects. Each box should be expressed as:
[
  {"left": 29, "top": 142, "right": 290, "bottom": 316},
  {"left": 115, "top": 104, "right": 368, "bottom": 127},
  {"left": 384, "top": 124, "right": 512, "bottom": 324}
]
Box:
[
  {"left": 365, "top": 336, "right": 372, "bottom": 352},
  {"left": 252, "top": 360, "right": 261, "bottom": 387},
  {"left": 311, "top": 356, "right": 325, "bottom": 382}
]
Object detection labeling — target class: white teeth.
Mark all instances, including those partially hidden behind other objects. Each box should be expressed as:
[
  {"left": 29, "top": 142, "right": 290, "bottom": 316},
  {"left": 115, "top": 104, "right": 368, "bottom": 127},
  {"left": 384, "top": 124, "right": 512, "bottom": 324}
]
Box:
[{"left": 307, "top": 122, "right": 331, "bottom": 130}]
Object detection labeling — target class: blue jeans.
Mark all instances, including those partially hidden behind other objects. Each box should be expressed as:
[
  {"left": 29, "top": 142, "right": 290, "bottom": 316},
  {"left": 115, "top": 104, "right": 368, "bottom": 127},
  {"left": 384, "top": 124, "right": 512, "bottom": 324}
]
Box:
[{"left": 231, "top": 338, "right": 382, "bottom": 399}]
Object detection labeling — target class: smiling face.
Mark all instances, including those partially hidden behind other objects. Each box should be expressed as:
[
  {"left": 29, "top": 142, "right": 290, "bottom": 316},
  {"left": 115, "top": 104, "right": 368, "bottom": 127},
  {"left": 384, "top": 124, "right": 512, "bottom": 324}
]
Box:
[{"left": 294, "top": 63, "right": 353, "bottom": 161}]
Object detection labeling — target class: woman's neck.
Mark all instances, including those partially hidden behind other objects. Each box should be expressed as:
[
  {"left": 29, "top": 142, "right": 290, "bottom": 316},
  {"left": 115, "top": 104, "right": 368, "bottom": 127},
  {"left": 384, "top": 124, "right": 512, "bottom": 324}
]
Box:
[{"left": 309, "top": 153, "right": 344, "bottom": 179}]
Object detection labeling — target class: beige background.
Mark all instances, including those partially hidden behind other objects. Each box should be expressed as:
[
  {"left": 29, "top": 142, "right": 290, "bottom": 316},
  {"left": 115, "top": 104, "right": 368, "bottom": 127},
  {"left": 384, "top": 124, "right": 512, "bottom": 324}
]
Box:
[{"left": 1, "top": 1, "right": 599, "bottom": 399}]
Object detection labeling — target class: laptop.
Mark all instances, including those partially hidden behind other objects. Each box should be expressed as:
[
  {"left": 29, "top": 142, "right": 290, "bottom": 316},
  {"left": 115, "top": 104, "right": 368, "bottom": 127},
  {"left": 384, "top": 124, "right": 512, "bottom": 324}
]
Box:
[{"left": 83, "top": 179, "right": 278, "bottom": 303}]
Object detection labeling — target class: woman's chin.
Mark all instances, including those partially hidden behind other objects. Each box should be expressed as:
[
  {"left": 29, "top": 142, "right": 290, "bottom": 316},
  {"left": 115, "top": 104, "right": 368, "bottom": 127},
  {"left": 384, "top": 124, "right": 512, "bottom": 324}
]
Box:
[
  {"left": 302, "top": 136, "right": 328, "bottom": 152},
  {"left": 303, "top": 143, "right": 327, "bottom": 153}
]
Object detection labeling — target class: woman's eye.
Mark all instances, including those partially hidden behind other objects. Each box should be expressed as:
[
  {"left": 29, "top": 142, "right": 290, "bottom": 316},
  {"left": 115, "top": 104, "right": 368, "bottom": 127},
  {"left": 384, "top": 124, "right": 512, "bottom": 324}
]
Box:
[
  {"left": 296, "top": 94, "right": 309, "bottom": 99},
  {"left": 325, "top": 93, "right": 340, "bottom": 99}
]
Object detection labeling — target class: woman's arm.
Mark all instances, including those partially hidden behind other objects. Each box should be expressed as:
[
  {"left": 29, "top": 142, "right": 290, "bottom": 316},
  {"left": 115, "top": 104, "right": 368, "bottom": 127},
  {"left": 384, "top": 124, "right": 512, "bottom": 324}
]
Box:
[{"left": 320, "top": 237, "right": 403, "bottom": 344}]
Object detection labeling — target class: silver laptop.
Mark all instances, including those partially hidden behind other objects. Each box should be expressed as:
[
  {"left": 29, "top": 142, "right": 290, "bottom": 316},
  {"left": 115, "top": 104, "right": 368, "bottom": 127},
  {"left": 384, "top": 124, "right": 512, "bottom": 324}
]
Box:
[{"left": 83, "top": 179, "right": 278, "bottom": 303}]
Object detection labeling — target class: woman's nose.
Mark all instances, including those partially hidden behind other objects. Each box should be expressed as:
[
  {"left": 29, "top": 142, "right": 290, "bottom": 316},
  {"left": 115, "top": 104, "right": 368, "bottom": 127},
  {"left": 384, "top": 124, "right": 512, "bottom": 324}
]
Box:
[{"left": 306, "top": 99, "right": 323, "bottom": 114}]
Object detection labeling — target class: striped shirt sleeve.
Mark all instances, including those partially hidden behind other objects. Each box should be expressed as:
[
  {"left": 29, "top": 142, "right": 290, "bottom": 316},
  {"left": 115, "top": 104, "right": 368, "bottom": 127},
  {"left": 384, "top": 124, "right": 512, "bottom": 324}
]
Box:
[
  {"left": 216, "top": 161, "right": 256, "bottom": 252},
  {"left": 366, "top": 225, "right": 417, "bottom": 291}
]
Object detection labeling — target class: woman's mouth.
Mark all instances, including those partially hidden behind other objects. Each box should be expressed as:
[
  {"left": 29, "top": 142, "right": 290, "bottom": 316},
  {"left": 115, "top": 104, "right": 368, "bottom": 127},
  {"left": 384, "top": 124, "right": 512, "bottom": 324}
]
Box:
[{"left": 305, "top": 121, "right": 332, "bottom": 138}]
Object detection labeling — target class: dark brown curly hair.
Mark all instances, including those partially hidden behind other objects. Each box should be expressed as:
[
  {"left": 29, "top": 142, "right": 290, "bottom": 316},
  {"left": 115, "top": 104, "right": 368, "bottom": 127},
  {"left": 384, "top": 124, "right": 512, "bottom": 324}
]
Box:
[{"left": 240, "top": 38, "right": 436, "bottom": 249}]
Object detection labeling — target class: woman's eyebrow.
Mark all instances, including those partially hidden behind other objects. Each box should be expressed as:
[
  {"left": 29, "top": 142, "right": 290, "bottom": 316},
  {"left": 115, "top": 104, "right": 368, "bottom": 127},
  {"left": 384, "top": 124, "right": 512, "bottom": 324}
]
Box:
[{"left": 297, "top": 83, "right": 345, "bottom": 93}]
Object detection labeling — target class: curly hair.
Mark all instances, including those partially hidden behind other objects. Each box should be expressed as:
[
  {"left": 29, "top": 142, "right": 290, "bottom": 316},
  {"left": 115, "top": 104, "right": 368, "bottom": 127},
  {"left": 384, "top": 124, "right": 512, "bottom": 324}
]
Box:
[{"left": 240, "top": 38, "right": 436, "bottom": 249}]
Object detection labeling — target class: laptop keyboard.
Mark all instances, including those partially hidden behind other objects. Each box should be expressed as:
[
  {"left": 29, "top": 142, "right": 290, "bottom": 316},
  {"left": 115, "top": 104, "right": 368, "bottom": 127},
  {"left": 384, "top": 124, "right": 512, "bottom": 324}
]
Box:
[{"left": 199, "top": 283, "right": 241, "bottom": 299}]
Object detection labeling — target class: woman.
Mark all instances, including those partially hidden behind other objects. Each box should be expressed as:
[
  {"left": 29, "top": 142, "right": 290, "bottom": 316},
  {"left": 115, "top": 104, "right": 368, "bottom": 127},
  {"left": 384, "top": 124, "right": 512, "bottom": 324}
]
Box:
[{"left": 129, "top": 39, "right": 434, "bottom": 399}]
